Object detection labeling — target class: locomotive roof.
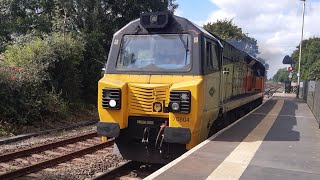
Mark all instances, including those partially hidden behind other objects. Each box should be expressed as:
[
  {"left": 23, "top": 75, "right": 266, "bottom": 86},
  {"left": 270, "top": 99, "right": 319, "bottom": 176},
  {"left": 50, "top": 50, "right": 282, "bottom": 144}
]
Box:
[{"left": 114, "top": 14, "right": 220, "bottom": 44}]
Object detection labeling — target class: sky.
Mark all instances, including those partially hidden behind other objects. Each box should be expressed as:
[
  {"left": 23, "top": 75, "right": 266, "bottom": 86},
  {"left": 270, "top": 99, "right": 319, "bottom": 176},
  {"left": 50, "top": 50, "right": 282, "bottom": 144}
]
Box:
[{"left": 175, "top": 0, "right": 320, "bottom": 78}]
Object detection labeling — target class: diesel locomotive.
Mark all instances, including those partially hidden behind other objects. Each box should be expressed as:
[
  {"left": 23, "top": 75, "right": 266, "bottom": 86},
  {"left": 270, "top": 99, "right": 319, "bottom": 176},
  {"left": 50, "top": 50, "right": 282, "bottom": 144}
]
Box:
[{"left": 97, "top": 12, "right": 265, "bottom": 163}]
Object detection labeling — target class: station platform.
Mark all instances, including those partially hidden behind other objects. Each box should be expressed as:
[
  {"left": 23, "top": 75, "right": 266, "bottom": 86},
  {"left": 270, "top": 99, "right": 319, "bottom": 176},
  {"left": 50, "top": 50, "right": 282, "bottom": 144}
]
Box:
[{"left": 146, "top": 94, "right": 320, "bottom": 180}]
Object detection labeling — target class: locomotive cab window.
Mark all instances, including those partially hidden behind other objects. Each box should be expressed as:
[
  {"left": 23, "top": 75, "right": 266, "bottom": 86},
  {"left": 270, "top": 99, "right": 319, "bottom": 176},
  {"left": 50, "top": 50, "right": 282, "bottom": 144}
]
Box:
[
  {"left": 205, "top": 39, "right": 220, "bottom": 72},
  {"left": 116, "top": 34, "right": 191, "bottom": 72}
]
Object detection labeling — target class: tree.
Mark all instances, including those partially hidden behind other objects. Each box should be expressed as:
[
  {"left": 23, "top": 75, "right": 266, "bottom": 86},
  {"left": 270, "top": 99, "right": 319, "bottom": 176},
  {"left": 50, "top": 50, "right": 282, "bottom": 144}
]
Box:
[
  {"left": 272, "top": 68, "right": 290, "bottom": 83},
  {"left": 0, "top": 0, "right": 178, "bottom": 103},
  {"left": 204, "top": 19, "right": 259, "bottom": 57},
  {"left": 204, "top": 19, "right": 245, "bottom": 40},
  {"left": 204, "top": 19, "right": 267, "bottom": 76},
  {"left": 0, "top": 0, "right": 13, "bottom": 52},
  {"left": 0, "top": 0, "right": 179, "bottom": 125},
  {"left": 0, "top": 0, "right": 178, "bottom": 51},
  {"left": 291, "top": 37, "right": 320, "bottom": 80}
]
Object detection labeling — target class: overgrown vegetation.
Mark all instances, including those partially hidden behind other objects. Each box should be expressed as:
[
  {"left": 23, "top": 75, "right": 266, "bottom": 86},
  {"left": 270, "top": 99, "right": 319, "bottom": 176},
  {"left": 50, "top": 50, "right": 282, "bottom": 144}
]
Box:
[
  {"left": 0, "top": 0, "right": 177, "bottom": 134},
  {"left": 272, "top": 68, "right": 290, "bottom": 83},
  {"left": 291, "top": 37, "right": 320, "bottom": 80},
  {"left": 272, "top": 37, "right": 320, "bottom": 82},
  {"left": 1, "top": 34, "right": 83, "bottom": 124}
]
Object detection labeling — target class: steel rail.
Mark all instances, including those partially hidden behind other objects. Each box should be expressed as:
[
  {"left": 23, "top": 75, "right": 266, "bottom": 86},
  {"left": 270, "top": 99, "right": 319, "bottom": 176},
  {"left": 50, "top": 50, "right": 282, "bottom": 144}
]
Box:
[
  {"left": 92, "top": 161, "right": 134, "bottom": 180},
  {"left": 0, "top": 139, "right": 114, "bottom": 180},
  {"left": 0, "top": 132, "right": 97, "bottom": 162},
  {"left": 92, "top": 161, "right": 163, "bottom": 180}
]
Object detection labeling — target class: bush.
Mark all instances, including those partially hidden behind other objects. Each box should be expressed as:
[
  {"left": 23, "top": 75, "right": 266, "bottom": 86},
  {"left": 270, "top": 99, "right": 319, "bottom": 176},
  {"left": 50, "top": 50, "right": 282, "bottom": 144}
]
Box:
[
  {"left": 0, "top": 33, "right": 85, "bottom": 124},
  {"left": 0, "top": 66, "right": 68, "bottom": 124},
  {"left": 4, "top": 33, "right": 85, "bottom": 100}
]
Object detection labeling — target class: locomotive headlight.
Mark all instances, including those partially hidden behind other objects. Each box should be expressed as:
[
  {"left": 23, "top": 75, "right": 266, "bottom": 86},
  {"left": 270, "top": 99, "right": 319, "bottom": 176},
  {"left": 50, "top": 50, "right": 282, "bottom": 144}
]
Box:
[
  {"left": 109, "top": 99, "right": 117, "bottom": 108},
  {"left": 171, "top": 102, "right": 180, "bottom": 111}
]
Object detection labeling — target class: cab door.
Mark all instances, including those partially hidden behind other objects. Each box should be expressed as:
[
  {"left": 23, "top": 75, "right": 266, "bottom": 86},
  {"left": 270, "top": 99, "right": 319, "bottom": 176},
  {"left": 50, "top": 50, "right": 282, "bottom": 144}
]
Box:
[
  {"left": 203, "top": 39, "right": 221, "bottom": 111},
  {"left": 201, "top": 38, "right": 221, "bottom": 140}
]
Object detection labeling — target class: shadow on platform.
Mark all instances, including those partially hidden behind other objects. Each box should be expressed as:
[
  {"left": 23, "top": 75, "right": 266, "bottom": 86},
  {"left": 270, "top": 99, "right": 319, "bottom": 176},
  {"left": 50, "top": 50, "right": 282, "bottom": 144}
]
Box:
[{"left": 212, "top": 98, "right": 300, "bottom": 143}]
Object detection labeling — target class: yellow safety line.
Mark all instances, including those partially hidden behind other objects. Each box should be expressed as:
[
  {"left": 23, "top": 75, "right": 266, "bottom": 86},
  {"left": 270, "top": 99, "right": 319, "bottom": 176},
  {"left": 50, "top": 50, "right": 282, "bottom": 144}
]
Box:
[{"left": 206, "top": 100, "right": 284, "bottom": 180}]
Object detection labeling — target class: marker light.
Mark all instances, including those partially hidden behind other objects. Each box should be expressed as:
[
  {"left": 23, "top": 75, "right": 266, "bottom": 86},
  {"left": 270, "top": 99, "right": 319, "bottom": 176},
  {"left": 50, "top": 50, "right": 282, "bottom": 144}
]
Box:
[{"left": 180, "top": 93, "right": 189, "bottom": 101}]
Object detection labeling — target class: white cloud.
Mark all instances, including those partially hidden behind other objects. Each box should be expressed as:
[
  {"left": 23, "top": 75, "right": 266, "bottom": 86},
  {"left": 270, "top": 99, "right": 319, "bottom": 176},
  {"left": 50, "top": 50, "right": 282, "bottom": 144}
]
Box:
[
  {"left": 174, "top": 9, "right": 183, "bottom": 17},
  {"left": 207, "top": 0, "right": 320, "bottom": 78},
  {"left": 206, "top": 10, "right": 235, "bottom": 23}
]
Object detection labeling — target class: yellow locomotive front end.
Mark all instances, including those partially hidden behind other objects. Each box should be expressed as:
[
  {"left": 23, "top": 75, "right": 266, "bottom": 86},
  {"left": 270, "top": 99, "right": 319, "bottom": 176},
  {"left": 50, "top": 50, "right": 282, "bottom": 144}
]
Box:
[
  {"left": 98, "top": 74, "right": 204, "bottom": 150},
  {"left": 97, "top": 11, "right": 266, "bottom": 163},
  {"left": 96, "top": 12, "right": 220, "bottom": 163}
]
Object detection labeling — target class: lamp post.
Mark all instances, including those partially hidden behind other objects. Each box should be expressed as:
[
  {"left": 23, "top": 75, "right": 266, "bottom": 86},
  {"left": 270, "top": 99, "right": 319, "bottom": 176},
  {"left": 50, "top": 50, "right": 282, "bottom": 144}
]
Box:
[{"left": 297, "top": 0, "right": 306, "bottom": 98}]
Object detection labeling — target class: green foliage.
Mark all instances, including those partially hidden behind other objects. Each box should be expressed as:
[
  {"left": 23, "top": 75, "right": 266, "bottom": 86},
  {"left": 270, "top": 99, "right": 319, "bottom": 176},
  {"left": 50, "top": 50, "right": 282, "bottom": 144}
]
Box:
[
  {"left": 204, "top": 19, "right": 245, "bottom": 40},
  {"left": 1, "top": 33, "right": 84, "bottom": 124},
  {"left": 0, "top": 65, "right": 68, "bottom": 124},
  {"left": 203, "top": 19, "right": 260, "bottom": 58},
  {"left": 0, "top": 0, "right": 177, "bottom": 126},
  {"left": 0, "top": 0, "right": 177, "bottom": 53},
  {"left": 308, "top": 60, "right": 320, "bottom": 80},
  {"left": 272, "top": 68, "right": 290, "bottom": 83},
  {"left": 291, "top": 37, "right": 320, "bottom": 80},
  {"left": 4, "top": 34, "right": 85, "bottom": 100},
  {"left": 0, "top": 0, "right": 12, "bottom": 52},
  {"left": 203, "top": 19, "right": 267, "bottom": 76},
  {"left": 81, "top": 32, "right": 106, "bottom": 104}
]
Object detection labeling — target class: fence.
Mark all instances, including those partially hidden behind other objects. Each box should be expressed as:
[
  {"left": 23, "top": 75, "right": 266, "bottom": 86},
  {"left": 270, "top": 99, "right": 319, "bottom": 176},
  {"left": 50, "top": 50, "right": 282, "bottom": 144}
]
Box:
[
  {"left": 284, "top": 81, "right": 298, "bottom": 93},
  {"left": 300, "top": 81, "right": 320, "bottom": 127}
]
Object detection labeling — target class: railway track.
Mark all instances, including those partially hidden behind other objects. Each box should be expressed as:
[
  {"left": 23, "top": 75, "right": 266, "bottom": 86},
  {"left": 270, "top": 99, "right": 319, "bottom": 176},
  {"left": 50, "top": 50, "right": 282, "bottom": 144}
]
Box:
[
  {"left": 93, "top": 161, "right": 163, "bottom": 180},
  {"left": 0, "top": 132, "right": 114, "bottom": 179},
  {"left": 264, "top": 83, "right": 283, "bottom": 98}
]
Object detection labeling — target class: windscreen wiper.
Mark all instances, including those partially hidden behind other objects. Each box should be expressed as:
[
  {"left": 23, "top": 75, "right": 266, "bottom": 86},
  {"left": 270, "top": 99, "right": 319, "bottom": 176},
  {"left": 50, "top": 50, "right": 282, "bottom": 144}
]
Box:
[{"left": 178, "top": 33, "right": 189, "bottom": 52}]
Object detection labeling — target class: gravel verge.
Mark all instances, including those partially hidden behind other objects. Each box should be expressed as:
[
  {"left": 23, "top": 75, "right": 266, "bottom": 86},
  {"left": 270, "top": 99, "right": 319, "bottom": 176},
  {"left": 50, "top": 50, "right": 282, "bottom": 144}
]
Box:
[
  {"left": 18, "top": 149, "right": 126, "bottom": 180},
  {"left": 0, "top": 125, "right": 97, "bottom": 155}
]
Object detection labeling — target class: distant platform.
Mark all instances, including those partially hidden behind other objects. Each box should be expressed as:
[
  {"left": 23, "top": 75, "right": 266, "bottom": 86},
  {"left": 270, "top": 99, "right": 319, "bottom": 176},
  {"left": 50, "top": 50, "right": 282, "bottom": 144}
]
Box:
[
  {"left": 146, "top": 94, "right": 320, "bottom": 180},
  {"left": 273, "top": 93, "right": 297, "bottom": 98}
]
